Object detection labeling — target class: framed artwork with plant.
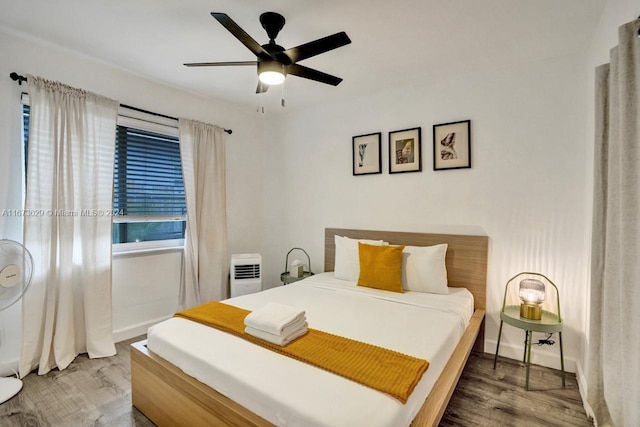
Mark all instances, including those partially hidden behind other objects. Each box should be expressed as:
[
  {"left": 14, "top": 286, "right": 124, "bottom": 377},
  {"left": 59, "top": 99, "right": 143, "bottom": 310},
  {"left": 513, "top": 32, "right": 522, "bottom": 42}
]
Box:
[{"left": 352, "top": 132, "right": 381, "bottom": 176}]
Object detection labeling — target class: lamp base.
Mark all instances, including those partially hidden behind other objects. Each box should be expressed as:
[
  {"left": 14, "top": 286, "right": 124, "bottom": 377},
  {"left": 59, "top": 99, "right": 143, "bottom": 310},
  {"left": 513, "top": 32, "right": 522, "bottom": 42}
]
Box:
[
  {"left": 0, "top": 377, "right": 23, "bottom": 404},
  {"left": 520, "top": 303, "right": 542, "bottom": 320}
]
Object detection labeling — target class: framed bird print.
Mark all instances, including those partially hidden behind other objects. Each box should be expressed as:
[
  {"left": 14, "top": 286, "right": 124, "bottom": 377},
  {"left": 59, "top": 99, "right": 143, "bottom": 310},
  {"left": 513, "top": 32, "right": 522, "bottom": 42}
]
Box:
[{"left": 433, "top": 120, "right": 471, "bottom": 170}]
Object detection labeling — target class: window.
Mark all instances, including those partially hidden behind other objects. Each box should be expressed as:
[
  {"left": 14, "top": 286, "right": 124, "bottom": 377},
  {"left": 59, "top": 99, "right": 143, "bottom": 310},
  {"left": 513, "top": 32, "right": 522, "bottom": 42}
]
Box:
[
  {"left": 113, "top": 126, "right": 186, "bottom": 245},
  {"left": 22, "top": 103, "right": 187, "bottom": 248},
  {"left": 22, "top": 104, "right": 29, "bottom": 175}
]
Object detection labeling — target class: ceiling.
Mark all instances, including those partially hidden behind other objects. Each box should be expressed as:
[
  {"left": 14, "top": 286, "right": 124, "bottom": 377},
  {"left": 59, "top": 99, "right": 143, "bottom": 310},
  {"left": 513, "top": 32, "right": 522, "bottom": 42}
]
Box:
[{"left": 0, "top": 0, "right": 605, "bottom": 112}]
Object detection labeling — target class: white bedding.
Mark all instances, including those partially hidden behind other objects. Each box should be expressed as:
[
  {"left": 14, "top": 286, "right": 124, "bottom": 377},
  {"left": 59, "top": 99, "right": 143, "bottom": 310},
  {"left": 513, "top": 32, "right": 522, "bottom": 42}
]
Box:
[{"left": 146, "top": 272, "right": 474, "bottom": 427}]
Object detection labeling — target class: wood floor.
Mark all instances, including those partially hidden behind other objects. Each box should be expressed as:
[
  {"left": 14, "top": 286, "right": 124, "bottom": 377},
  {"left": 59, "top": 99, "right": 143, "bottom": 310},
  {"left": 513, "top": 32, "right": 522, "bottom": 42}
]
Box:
[
  {"left": 441, "top": 352, "right": 592, "bottom": 427},
  {"left": 0, "top": 337, "right": 592, "bottom": 426}
]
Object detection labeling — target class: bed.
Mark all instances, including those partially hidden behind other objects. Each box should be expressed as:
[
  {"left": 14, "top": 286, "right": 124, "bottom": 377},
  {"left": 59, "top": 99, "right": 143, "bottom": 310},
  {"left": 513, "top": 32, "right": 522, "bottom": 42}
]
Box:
[{"left": 131, "top": 228, "right": 488, "bottom": 426}]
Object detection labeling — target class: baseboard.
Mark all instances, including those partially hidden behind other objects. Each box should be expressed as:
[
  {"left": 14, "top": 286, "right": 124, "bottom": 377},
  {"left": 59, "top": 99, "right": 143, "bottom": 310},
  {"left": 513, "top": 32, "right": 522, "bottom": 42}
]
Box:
[
  {"left": 0, "top": 317, "right": 169, "bottom": 377},
  {"left": 575, "top": 360, "right": 596, "bottom": 425},
  {"left": 113, "top": 315, "right": 171, "bottom": 343},
  {"left": 485, "top": 338, "right": 576, "bottom": 373}
]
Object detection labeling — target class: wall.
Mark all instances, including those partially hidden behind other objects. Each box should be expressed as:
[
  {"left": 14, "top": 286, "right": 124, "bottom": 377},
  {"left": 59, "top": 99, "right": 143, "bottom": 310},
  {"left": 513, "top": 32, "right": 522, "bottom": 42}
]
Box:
[
  {"left": 0, "top": 28, "right": 267, "bottom": 372},
  {"left": 263, "top": 52, "right": 591, "bottom": 372}
]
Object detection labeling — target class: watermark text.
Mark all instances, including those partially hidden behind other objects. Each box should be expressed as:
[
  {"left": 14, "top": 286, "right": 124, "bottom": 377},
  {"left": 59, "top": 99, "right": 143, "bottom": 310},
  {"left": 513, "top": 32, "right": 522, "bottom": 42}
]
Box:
[{"left": 1, "top": 209, "right": 124, "bottom": 217}]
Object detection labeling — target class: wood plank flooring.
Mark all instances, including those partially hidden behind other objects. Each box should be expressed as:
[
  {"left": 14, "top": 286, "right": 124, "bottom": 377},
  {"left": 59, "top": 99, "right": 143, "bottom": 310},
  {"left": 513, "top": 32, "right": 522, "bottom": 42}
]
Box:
[
  {"left": 441, "top": 352, "right": 592, "bottom": 427},
  {"left": 0, "top": 337, "right": 153, "bottom": 427},
  {"left": 0, "top": 337, "right": 592, "bottom": 426}
]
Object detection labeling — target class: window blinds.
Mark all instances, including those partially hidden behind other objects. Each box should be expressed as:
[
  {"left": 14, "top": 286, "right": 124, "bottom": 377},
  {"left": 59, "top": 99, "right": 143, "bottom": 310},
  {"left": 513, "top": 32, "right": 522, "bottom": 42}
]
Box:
[{"left": 114, "top": 126, "right": 186, "bottom": 217}]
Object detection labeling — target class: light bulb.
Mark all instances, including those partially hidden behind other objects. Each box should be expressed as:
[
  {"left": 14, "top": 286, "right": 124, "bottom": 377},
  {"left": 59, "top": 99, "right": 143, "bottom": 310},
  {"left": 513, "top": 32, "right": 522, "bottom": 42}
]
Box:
[
  {"left": 259, "top": 71, "right": 285, "bottom": 85},
  {"left": 258, "top": 60, "right": 286, "bottom": 86}
]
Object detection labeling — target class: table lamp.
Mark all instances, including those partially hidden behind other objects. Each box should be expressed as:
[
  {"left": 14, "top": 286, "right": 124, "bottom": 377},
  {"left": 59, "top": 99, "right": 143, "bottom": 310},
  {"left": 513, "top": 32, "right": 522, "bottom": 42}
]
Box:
[{"left": 519, "top": 278, "right": 545, "bottom": 320}]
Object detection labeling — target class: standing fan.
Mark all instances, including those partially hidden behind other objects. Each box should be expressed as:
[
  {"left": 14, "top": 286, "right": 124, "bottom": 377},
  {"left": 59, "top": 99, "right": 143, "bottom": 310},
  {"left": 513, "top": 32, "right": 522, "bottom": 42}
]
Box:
[{"left": 0, "top": 239, "right": 33, "bottom": 404}]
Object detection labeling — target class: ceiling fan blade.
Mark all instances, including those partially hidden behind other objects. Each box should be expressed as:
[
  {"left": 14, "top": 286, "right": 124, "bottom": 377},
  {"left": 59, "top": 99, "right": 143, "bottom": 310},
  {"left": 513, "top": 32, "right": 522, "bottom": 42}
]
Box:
[
  {"left": 287, "top": 64, "right": 343, "bottom": 86},
  {"left": 184, "top": 61, "right": 258, "bottom": 67},
  {"left": 211, "top": 12, "right": 273, "bottom": 60},
  {"left": 281, "top": 32, "right": 351, "bottom": 64},
  {"left": 256, "top": 81, "right": 270, "bottom": 94}
]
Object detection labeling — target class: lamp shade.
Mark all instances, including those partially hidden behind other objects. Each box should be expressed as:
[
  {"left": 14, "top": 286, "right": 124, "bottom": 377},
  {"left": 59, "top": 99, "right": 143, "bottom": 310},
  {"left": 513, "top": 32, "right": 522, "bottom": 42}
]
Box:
[
  {"left": 519, "top": 278, "right": 545, "bottom": 304},
  {"left": 519, "top": 278, "right": 545, "bottom": 320},
  {"left": 258, "top": 61, "right": 286, "bottom": 85}
]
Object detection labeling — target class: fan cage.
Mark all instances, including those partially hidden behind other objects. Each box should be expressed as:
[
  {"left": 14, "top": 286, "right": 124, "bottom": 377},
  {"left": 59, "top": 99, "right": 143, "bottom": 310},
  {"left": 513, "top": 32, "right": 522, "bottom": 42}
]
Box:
[{"left": 0, "top": 239, "right": 34, "bottom": 311}]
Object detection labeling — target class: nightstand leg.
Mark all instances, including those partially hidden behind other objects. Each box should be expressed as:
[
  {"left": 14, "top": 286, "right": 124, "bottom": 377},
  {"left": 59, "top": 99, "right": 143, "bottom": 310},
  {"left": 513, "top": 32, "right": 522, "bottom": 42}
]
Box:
[
  {"left": 523, "top": 330, "right": 529, "bottom": 362},
  {"left": 525, "top": 330, "right": 532, "bottom": 390},
  {"left": 559, "top": 331, "right": 566, "bottom": 387},
  {"left": 493, "top": 320, "right": 504, "bottom": 369}
]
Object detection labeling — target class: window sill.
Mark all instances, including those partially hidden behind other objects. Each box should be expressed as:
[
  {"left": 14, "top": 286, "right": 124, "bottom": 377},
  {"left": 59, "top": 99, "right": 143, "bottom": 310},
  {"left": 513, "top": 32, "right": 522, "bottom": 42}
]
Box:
[{"left": 112, "top": 239, "right": 184, "bottom": 258}]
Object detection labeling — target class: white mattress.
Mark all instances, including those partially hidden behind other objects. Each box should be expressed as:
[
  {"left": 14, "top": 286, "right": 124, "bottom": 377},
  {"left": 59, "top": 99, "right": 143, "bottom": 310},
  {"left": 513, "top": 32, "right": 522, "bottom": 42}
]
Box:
[{"left": 146, "top": 273, "right": 474, "bottom": 427}]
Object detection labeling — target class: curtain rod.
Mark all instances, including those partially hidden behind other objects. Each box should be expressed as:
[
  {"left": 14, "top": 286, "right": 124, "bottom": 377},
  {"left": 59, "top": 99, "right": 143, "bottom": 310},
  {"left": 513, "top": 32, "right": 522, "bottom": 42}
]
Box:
[{"left": 9, "top": 72, "right": 232, "bottom": 135}]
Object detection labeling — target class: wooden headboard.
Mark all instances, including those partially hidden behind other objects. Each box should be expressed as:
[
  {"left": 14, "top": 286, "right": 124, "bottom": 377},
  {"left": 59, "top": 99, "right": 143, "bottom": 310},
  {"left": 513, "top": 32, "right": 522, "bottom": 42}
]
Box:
[
  {"left": 324, "top": 228, "right": 488, "bottom": 310},
  {"left": 324, "top": 228, "right": 488, "bottom": 352}
]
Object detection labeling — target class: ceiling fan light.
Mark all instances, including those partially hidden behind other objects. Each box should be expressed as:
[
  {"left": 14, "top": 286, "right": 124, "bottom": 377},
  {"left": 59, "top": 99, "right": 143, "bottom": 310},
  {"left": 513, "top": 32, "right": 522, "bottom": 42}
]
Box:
[
  {"left": 259, "top": 71, "right": 285, "bottom": 85},
  {"left": 258, "top": 61, "right": 286, "bottom": 85}
]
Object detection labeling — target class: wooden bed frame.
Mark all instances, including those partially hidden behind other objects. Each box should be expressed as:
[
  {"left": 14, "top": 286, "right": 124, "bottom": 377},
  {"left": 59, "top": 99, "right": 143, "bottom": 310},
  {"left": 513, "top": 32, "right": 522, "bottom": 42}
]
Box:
[{"left": 131, "top": 228, "right": 488, "bottom": 427}]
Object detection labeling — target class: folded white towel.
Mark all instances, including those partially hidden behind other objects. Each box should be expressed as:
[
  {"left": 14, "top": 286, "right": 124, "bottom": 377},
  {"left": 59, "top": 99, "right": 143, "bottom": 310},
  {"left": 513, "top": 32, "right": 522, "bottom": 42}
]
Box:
[
  {"left": 272, "top": 316, "right": 307, "bottom": 337},
  {"left": 245, "top": 322, "right": 308, "bottom": 346},
  {"left": 244, "top": 302, "right": 306, "bottom": 336}
]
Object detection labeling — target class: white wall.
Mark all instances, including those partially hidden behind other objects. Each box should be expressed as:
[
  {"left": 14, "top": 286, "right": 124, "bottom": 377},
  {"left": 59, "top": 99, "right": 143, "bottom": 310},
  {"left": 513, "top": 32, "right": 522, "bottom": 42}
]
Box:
[
  {"left": 263, "top": 52, "right": 591, "bottom": 372},
  {"left": 111, "top": 250, "right": 182, "bottom": 343},
  {"left": 0, "top": 28, "right": 267, "bottom": 371}
]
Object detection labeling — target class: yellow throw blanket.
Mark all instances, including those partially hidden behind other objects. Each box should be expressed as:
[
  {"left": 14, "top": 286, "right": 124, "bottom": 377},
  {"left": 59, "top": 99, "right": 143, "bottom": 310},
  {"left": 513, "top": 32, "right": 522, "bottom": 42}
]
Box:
[{"left": 174, "top": 301, "right": 429, "bottom": 403}]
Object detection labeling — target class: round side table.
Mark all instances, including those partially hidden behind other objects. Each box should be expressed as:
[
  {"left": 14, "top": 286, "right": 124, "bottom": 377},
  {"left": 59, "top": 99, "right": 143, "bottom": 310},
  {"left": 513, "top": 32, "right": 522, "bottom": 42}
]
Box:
[{"left": 493, "top": 305, "right": 566, "bottom": 390}]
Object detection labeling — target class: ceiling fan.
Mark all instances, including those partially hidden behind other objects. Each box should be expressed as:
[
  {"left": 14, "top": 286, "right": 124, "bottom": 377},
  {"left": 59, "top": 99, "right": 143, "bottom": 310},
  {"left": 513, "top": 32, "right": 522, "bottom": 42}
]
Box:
[{"left": 184, "top": 12, "right": 352, "bottom": 93}]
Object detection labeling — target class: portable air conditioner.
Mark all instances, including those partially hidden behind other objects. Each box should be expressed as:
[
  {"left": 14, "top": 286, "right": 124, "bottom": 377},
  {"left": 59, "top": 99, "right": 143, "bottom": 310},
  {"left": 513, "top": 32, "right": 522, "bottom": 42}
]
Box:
[{"left": 230, "top": 254, "right": 262, "bottom": 297}]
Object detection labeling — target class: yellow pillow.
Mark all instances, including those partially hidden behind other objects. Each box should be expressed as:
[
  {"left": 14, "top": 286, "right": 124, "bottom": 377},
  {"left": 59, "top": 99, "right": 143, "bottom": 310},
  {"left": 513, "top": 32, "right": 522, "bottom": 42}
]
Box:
[{"left": 357, "top": 242, "right": 405, "bottom": 293}]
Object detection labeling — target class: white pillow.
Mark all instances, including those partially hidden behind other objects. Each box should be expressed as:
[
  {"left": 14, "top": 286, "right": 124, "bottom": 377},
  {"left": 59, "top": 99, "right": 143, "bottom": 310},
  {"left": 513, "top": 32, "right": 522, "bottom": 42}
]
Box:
[
  {"left": 334, "top": 235, "right": 386, "bottom": 282},
  {"left": 401, "top": 244, "right": 449, "bottom": 294}
]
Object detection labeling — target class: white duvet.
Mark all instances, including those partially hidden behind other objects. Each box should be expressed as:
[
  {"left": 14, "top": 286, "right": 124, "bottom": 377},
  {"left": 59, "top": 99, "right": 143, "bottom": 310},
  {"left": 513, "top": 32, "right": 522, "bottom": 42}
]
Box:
[{"left": 146, "top": 273, "right": 474, "bottom": 427}]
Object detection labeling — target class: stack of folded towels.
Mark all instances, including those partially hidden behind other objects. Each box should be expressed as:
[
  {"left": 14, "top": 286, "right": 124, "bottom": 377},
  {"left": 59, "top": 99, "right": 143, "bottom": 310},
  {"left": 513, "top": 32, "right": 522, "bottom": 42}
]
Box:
[{"left": 244, "top": 302, "right": 308, "bottom": 346}]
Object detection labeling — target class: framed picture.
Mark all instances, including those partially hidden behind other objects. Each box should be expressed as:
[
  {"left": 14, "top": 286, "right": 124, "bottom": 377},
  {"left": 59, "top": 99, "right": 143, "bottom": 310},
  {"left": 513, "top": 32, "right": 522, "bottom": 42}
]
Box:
[
  {"left": 433, "top": 120, "right": 471, "bottom": 170},
  {"left": 389, "top": 127, "right": 421, "bottom": 174},
  {"left": 352, "top": 132, "right": 382, "bottom": 176}
]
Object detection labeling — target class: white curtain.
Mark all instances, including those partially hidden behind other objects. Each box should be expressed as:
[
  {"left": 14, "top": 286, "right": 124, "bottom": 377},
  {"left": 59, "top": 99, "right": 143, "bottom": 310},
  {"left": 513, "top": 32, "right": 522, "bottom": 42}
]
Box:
[
  {"left": 20, "top": 76, "right": 119, "bottom": 377},
  {"left": 178, "top": 118, "right": 228, "bottom": 309},
  {"left": 588, "top": 19, "right": 640, "bottom": 427}
]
